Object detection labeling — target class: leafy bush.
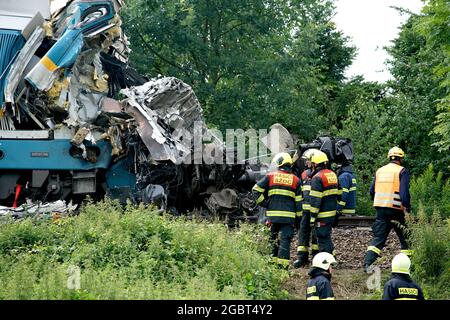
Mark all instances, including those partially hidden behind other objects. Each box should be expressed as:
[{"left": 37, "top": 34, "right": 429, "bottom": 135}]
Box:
[
  {"left": 410, "top": 164, "right": 450, "bottom": 218},
  {"left": 409, "top": 207, "right": 450, "bottom": 300},
  {"left": 0, "top": 199, "right": 288, "bottom": 300}
]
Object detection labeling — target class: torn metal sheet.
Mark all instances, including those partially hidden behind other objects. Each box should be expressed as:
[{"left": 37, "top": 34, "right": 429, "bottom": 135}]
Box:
[
  {"left": 0, "top": 0, "right": 50, "bottom": 35},
  {"left": 26, "top": 0, "right": 118, "bottom": 91},
  {"left": 4, "top": 27, "right": 45, "bottom": 105},
  {"left": 121, "top": 77, "right": 203, "bottom": 131},
  {"left": 124, "top": 97, "right": 188, "bottom": 163},
  {"left": 121, "top": 77, "right": 204, "bottom": 163},
  {"left": 260, "top": 123, "right": 295, "bottom": 155},
  {"left": 25, "top": 29, "right": 84, "bottom": 91},
  {"left": 0, "top": 0, "right": 51, "bottom": 21},
  {"left": 0, "top": 199, "right": 77, "bottom": 220},
  {"left": 100, "top": 97, "right": 123, "bottom": 113}
]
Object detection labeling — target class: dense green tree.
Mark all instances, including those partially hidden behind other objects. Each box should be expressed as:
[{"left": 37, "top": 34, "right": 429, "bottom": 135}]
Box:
[
  {"left": 386, "top": 5, "right": 449, "bottom": 174},
  {"left": 415, "top": 0, "right": 450, "bottom": 153},
  {"left": 337, "top": 1, "right": 450, "bottom": 213},
  {"left": 122, "top": 0, "right": 448, "bottom": 215},
  {"left": 122, "top": 0, "right": 355, "bottom": 139}
]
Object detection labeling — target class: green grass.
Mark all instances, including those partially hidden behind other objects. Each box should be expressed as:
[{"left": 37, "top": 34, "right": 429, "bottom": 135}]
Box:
[
  {"left": 0, "top": 199, "right": 288, "bottom": 300},
  {"left": 409, "top": 209, "right": 450, "bottom": 300}
]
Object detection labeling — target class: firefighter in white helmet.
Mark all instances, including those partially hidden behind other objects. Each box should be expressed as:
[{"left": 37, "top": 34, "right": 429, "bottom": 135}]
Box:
[
  {"left": 306, "top": 252, "right": 336, "bottom": 300},
  {"left": 382, "top": 253, "right": 424, "bottom": 300}
]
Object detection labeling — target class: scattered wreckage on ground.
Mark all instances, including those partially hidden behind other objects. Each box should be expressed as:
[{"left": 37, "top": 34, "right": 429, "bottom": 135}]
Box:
[{"left": 0, "top": 0, "right": 353, "bottom": 224}]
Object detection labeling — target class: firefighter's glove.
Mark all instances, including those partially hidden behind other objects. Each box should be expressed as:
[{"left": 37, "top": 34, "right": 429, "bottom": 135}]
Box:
[{"left": 265, "top": 220, "right": 272, "bottom": 228}]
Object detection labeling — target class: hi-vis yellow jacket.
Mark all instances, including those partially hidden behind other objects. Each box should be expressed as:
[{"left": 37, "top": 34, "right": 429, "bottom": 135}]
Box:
[{"left": 373, "top": 163, "right": 404, "bottom": 210}]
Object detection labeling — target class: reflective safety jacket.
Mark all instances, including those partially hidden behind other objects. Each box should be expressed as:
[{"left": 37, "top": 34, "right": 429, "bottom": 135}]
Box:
[
  {"left": 337, "top": 166, "right": 357, "bottom": 214},
  {"left": 306, "top": 268, "right": 335, "bottom": 300},
  {"left": 301, "top": 169, "right": 313, "bottom": 214},
  {"left": 252, "top": 169, "right": 302, "bottom": 224},
  {"left": 382, "top": 273, "right": 424, "bottom": 300},
  {"left": 371, "top": 162, "right": 411, "bottom": 211},
  {"left": 309, "top": 169, "right": 338, "bottom": 222}
]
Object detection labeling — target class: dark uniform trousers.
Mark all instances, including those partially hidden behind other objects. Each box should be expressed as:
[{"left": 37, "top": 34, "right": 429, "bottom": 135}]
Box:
[
  {"left": 298, "top": 211, "right": 319, "bottom": 256},
  {"left": 297, "top": 169, "right": 319, "bottom": 262},
  {"left": 315, "top": 217, "right": 335, "bottom": 254},
  {"left": 309, "top": 168, "right": 339, "bottom": 255},
  {"left": 364, "top": 207, "right": 410, "bottom": 267},
  {"left": 270, "top": 223, "right": 295, "bottom": 261}
]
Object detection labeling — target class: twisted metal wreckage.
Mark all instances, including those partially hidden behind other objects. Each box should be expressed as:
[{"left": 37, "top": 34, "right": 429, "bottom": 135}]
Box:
[
  {"left": 0, "top": 0, "right": 353, "bottom": 223},
  {"left": 0, "top": 0, "right": 268, "bottom": 222}
]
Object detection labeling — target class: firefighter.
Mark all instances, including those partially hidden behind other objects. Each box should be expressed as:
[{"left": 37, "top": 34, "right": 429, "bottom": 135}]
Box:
[
  {"left": 306, "top": 252, "right": 336, "bottom": 300},
  {"left": 382, "top": 253, "right": 424, "bottom": 300},
  {"left": 252, "top": 152, "right": 302, "bottom": 268},
  {"left": 294, "top": 149, "right": 320, "bottom": 268},
  {"left": 364, "top": 147, "right": 413, "bottom": 272},
  {"left": 334, "top": 161, "right": 357, "bottom": 226},
  {"left": 309, "top": 151, "right": 338, "bottom": 254}
]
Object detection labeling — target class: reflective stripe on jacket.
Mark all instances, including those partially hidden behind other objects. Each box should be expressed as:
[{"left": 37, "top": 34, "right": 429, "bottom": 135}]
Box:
[
  {"left": 252, "top": 170, "right": 302, "bottom": 223},
  {"left": 309, "top": 169, "right": 338, "bottom": 221},
  {"left": 306, "top": 269, "right": 335, "bottom": 300},
  {"left": 337, "top": 168, "right": 357, "bottom": 214},
  {"left": 301, "top": 169, "right": 312, "bottom": 213},
  {"left": 374, "top": 163, "right": 404, "bottom": 210},
  {"left": 382, "top": 273, "right": 424, "bottom": 300}
]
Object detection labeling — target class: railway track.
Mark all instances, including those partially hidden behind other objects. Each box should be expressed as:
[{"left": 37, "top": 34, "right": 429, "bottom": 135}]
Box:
[
  {"left": 338, "top": 215, "right": 375, "bottom": 228},
  {"left": 232, "top": 214, "right": 375, "bottom": 228}
]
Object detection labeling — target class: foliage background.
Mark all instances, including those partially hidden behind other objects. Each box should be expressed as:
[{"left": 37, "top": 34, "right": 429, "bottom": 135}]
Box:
[
  {"left": 0, "top": 200, "right": 288, "bottom": 299},
  {"left": 122, "top": 0, "right": 449, "bottom": 215}
]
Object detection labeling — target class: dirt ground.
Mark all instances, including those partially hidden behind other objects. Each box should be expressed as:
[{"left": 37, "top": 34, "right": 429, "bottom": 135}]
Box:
[
  {"left": 289, "top": 226, "right": 402, "bottom": 269},
  {"left": 283, "top": 268, "right": 389, "bottom": 300},
  {"left": 284, "top": 226, "right": 403, "bottom": 300}
]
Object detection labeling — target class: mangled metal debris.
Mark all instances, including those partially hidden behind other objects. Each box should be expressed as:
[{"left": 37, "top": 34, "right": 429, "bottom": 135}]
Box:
[
  {"left": 0, "top": 199, "right": 78, "bottom": 220},
  {"left": 121, "top": 77, "right": 203, "bottom": 163},
  {"left": 0, "top": 0, "right": 316, "bottom": 225},
  {"left": 0, "top": 0, "right": 266, "bottom": 222},
  {"left": 0, "top": 0, "right": 356, "bottom": 226}
]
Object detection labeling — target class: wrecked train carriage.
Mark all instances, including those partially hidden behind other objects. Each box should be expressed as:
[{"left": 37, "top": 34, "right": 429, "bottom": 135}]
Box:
[
  {"left": 0, "top": 0, "right": 141, "bottom": 205},
  {"left": 0, "top": 0, "right": 261, "bottom": 217}
]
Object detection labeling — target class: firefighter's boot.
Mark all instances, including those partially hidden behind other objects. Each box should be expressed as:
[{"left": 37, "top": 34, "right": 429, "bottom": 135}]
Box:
[{"left": 293, "top": 252, "right": 309, "bottom": 268}]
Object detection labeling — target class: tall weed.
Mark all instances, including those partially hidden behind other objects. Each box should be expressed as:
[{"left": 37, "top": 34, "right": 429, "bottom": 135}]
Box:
[
  {"left": 0, "top": 200, "right": 287, "bottom": 300},
  {"left": 410, "top": 164, "right": 450, "bottom": 218},
  {"left": 409, "top": 207, "right": 450, "bottom": 299}
]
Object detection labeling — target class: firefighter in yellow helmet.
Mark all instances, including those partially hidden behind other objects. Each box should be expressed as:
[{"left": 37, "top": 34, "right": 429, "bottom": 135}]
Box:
[
  {"left": 308, "top": 150, "right": 338, "bottom": 254},
  {"left": 364, "top": 147, "right": 413, "bottom": 272},
  {"left": 382, "top": 253, "right": 424, "bottom": 300},
  {"left": 294, "top": 149, "right": 320, "bottom": 268},
  {"left": 252, "top": 152, "right": 302, "bottom": 268}
]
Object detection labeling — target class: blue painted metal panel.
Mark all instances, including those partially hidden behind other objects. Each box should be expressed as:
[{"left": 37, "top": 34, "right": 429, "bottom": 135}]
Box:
[
  {"left": 0, "top": 30, "right": 25, "bottom": 105},
  {"left": 105, "top": 156, "right": 137, "bottom": 203},
  {"left": 0, "top": 139, "right": 112, "bottom": 170},
  {"left": 106, "top": 156, "right": 136, "bottom": 188}
]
